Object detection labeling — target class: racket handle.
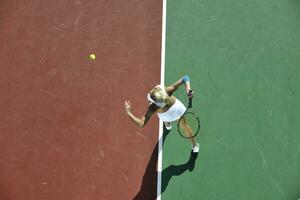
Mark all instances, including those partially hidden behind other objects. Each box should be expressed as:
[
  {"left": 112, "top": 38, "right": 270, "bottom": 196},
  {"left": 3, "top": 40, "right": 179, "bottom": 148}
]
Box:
[
  {"left": 188, "top": 89, "right": 194, "bottom": 98},
  {"left": 188, "top": 89, "right": 193, "bottom": 108},
  {"left": 188, "top": 97, "right": 193, "bottom": 108}
]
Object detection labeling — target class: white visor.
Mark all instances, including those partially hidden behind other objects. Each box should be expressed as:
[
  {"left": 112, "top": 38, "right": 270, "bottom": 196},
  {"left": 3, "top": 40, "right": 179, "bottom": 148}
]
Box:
[{"left": 147, "top": 93, "right": 166, "bottom": 108}]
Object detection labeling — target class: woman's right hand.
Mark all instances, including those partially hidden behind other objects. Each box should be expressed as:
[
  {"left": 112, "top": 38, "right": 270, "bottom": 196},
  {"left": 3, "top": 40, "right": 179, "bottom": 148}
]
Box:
[
  {"left": 187, "top": 89, "right": 194, "bottom": 98},
  {"left": 124, "top": 100, "right": 132, "bottom": 114}
]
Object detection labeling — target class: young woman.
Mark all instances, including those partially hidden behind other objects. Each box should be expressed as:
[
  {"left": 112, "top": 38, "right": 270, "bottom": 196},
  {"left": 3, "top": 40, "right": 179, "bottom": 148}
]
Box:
[{"left": 124, "top": 75, "right": 199, "bottom": 153}]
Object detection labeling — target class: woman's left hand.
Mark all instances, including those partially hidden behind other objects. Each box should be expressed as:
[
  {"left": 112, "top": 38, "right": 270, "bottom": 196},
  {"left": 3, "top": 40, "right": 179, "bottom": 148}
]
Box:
[{"left": 124, "top": 100, "right": 132, "bottom": 114}]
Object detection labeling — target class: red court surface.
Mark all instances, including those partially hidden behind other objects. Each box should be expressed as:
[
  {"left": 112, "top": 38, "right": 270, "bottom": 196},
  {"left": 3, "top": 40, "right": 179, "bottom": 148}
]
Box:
[{"left": 0, "top": 1, "right": 162, "bottom": 199}]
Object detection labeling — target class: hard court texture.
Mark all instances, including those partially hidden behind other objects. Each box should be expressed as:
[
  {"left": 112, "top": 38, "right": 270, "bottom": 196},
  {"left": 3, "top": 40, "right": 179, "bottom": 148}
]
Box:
[
  {"left": 0, "top": 1, "right": 162, "bottom": 200},
  {"left": 162, "top": 0, "right": 300, "bottom": 200}
]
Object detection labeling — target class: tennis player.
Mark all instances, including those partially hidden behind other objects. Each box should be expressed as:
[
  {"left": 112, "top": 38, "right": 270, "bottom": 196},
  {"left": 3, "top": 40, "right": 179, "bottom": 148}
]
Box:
[{"left": 124, "top": 75, "right": 199, "bottom": 153}]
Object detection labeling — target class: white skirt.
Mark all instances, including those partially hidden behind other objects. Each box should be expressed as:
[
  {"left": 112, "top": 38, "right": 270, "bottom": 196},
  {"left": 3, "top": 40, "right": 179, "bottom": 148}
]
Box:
[{"left": 157, "top": 99, "right": 186, "bottom": 122}]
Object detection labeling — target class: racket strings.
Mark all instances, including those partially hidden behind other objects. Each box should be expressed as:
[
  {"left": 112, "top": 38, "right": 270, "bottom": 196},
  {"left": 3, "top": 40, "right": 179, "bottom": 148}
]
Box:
[{"left": 178, "top": 113, "right": 200, "bottom": 138}]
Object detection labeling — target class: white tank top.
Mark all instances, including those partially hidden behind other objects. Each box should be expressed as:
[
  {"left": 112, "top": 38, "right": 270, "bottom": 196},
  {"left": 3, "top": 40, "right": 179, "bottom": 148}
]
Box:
[{"left": 157, "top": 99, "right": 186, "bottom": 122}]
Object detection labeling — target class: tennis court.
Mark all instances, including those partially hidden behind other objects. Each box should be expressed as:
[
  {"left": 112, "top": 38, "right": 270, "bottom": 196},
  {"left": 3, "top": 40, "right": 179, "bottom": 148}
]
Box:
[
  {"left": 161, "top": 0, "right": 300, "bottom": 199},
  {"left": 0, "top": 0, "right": 299, "bottom": 200}
]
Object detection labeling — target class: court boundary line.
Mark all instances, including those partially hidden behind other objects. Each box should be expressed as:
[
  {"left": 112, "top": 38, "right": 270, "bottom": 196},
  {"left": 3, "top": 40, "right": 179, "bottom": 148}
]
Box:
[{"left": 156, "top": 0, "right": 167, "bottom": 199}]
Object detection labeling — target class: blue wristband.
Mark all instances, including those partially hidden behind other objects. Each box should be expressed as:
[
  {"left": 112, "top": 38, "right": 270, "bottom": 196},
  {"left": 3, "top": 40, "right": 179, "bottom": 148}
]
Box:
[{"left": 182, "top": 75, "right": 190, "bottom": 84}]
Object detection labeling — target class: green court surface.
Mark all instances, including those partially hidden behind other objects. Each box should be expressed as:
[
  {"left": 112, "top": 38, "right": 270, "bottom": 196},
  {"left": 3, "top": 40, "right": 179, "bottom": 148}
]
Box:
[{"left": 162, "top": 0, "right": 300, "bottom": 199}]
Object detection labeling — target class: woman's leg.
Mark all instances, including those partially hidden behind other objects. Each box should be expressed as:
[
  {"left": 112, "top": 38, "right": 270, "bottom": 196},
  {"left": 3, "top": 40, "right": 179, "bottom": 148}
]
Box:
[
  {"left": 164, "top": 121, "right": 172, "bottom": 130},
  {"left": 178, "top": 116, "right": 197, "bottom": 146}
]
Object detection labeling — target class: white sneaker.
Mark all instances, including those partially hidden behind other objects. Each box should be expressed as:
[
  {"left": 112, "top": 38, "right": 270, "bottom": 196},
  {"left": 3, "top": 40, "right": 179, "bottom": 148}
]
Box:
[
  {"left": 164, "top": 122, "right": 172, "bottom": 130},
  {"left": 192, "top": 143, "right": 200, "bottom": 153}
]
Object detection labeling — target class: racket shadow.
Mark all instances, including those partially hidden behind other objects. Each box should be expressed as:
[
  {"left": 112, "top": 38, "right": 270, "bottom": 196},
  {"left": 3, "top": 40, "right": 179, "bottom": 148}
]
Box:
[{"left": 133, "top": 126, "right": 171, "bottom": 200}]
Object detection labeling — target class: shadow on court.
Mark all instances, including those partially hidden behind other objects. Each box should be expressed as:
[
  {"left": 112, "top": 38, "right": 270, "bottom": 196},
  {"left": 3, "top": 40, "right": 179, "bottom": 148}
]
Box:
[
  {"left": 161, "top": 151, "right": 198, "bottom": 194},
  {"left": 133, "top": 127, "right": 199, "bottom": 200},
  {"left": 133, "top": 127, "right": 170, "bottom": 200}
]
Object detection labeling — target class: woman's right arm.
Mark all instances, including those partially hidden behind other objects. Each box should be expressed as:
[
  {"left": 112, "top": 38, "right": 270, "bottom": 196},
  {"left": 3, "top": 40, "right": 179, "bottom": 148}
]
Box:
[
  {"left": 165, "top": 75, "right": 192, "bottom": 96},
  {"left": 124, "top": 100, "right": 157, "bottom": 128}
]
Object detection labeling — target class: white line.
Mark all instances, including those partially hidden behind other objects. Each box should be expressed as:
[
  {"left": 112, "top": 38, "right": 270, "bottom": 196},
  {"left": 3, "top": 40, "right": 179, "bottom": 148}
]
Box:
[
  {"left": 157, "top": 0, "right": 167, "bottom": 199},
  {"left": 156, "top": 120, "right": 164, "bottom": 200}
]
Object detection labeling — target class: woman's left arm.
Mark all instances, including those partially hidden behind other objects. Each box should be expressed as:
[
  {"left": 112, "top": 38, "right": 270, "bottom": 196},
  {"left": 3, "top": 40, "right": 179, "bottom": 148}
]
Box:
[{"left": 124, "top": 100, "right": 157, "bottom": 128}]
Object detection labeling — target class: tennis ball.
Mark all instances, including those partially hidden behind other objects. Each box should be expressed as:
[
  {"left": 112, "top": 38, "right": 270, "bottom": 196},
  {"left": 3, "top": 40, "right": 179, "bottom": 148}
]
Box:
[{"left": 89, "top": 54, "right": 96, "bottom": 60}]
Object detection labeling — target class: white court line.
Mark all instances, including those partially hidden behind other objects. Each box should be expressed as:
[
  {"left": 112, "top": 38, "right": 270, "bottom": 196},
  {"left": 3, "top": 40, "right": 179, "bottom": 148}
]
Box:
[{"left": 156, "top": 0, "right": 167, "bottom": 199}]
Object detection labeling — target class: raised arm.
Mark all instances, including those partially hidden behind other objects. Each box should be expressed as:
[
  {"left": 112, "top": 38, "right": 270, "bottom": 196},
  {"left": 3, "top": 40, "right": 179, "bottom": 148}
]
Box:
[
  {"left": 124, "top": 100, "right": 158, "bottom": 128},
  {"left": 165, "top": 75, "right": 192, "bottom": 96}
]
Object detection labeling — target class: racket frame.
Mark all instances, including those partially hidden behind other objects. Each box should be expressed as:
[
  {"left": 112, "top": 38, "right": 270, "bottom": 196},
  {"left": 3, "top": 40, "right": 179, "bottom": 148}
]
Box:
[{"left": 177, "top": 97, "right": 200, "bottom": 139}]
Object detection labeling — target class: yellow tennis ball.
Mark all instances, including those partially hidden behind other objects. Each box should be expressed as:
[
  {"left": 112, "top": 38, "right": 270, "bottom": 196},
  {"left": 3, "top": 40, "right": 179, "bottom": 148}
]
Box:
[{"left": 89, "top": 54, "right": 96, "bottom": 60}]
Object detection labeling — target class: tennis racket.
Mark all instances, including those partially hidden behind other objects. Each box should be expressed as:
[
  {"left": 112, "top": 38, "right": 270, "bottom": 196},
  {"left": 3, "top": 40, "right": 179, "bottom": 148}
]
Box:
[{"left": 177, "top": 92, "right": 200, "bottom": 139}]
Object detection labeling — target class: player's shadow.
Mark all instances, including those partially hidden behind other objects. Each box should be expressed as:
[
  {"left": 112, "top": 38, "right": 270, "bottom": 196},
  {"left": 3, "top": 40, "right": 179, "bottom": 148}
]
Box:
[
  {"left": 133, "top": 126, "right": 170, "bottom": 200},
  {"left": 161, "top": 151, "right": 198, "bottom": 194},
  {"left": 133, "top": 127, "right": 199, "bottom": 200}
]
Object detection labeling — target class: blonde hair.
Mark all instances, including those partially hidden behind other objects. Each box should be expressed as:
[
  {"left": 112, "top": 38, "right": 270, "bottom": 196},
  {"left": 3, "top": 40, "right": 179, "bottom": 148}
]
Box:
[{"left": 149, "top": 87, "right": 166, "bottom": 103}]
